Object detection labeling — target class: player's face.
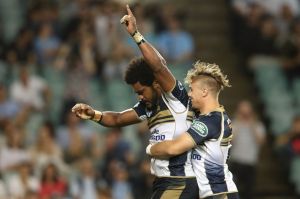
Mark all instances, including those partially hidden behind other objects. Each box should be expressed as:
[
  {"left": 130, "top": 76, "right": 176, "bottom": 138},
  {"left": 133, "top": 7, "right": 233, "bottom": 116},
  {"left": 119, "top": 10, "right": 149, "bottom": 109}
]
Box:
[
  {"left": 132, "top": 82, "right": 157, "bottom": 109},
  {"left": 188, "top": 80, "right": 203, "bottom": 110}
]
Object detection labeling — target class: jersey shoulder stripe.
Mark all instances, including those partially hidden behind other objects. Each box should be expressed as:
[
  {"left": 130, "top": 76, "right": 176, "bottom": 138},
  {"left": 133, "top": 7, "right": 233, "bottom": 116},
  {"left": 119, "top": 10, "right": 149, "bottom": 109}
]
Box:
[{"left": 148, "top": 109, "right": 172, "bottom": 123}]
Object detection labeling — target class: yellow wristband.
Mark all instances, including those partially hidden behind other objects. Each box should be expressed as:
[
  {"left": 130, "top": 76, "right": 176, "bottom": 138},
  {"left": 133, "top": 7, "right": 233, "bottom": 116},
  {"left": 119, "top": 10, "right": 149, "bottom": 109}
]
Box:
[
  {"left": 92, "top": 110, "right": 103, "bottom": 122},
  {"left": 132, "top": 31, "right": 145, "bottom": 45},
  {"left": 146, "top": 144, "right": 153, "bottom": 155}
]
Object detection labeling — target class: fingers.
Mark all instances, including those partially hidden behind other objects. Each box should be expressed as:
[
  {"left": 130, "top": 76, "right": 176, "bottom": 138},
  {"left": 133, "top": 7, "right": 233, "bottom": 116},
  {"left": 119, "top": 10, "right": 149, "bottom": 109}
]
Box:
[
  {"left": 71, "top": 103, "right": 81, "bottom": 113},
  {"left": 80, "top": 103, "right": 86, "bottom": 110},
  {"left": 72, "top": 104, "right": 81, "bottom": 118},
  {"left": 126, "top": 4, "right": 133, "bottom": 16},
  {"left": 120, "top": 5, "right": 133, "bottom": 25},
  {"left": 86, "top": 109, "right": 94, "bottom": 116},
  {"left": 71, "top": 103, "right": 89, "bottom": 113},
  {"left": 71, "top": 103, "right": 94, "bottom": 119},
  {"left": 120, "top": 15, "right": 128, "bottom": 25}
]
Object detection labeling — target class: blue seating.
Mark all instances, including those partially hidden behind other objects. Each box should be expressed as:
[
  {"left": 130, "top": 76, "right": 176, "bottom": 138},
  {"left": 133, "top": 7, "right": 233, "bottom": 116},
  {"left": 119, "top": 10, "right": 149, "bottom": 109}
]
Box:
[
  {"left": 0, "top": 0, "right": 25, "bottom": 43},
  {"left": 293, "top": 78, "right": 300, "bottom": 114},
  {"left": 106, "top": 79, "right": 135, "bottom": 111},
  {"left": 252, "top": 57, "right": 295, "bottom": 135},
  {"left": 43, "top": 66, "right": 66, "bottom": 124}
]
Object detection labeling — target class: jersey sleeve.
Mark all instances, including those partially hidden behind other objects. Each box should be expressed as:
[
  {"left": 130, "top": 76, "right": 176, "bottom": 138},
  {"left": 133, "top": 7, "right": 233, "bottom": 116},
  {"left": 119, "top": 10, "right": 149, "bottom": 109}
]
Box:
[
  {"left": 187, "top": 115, "right": 221, "bottom": 145},
  {"left": 132, "top": 101, "right": 147, "bottom": 121},
  {"left": 165, "top": 80, "right": 189, "bottom": 108}
]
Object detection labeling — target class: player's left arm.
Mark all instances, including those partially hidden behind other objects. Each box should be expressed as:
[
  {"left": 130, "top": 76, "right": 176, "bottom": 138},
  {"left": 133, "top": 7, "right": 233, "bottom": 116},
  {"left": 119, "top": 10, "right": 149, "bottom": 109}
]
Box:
[
  {"left": 121, "top": 5, "right": 176, "bottom": 93},
  {"left": 147, "top": 133, "right": 196, "bottom": 158}
]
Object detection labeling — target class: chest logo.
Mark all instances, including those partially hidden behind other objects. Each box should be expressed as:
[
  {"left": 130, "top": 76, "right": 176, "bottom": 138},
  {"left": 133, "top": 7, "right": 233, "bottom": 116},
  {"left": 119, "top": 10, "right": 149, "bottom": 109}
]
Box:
[
  {"left": 146, "top": 110, "right": 152, "bottom": 117},
  {"left": 191, "top": 121, "right": 208, "bottom": 137}
]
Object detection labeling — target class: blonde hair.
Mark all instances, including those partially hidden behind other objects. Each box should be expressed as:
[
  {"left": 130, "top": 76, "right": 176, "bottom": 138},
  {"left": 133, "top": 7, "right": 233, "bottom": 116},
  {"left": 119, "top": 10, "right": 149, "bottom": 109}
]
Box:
[{"left": 185, "top": 61, "right": 231, "bottom": 92}]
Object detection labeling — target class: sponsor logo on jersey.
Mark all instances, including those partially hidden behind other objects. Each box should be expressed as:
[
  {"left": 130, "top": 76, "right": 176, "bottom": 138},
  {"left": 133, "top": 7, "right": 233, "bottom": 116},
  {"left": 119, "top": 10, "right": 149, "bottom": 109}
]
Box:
[
  {"left": 150, "top": 129, "right": 165, "bottom": 141},
  {"left": 151, "top": 129, "right": 159, "bottom": 134},
  {"left": 150, "top": 134, "right": 166, "bottom": 141},
  {"left": 191, "top": 153, "right": 201, "bottom": 160},
  {"left": 146, "top": 110, "right": 152, "bottom": 117},
  {"left": 227, "top": 118, "right": 232, "bottom": 129},
  {"left": 191, "top": 121, "right": 208, "bottom": 137},
  {"left": 178, "top": 81, "right": 184, "bottom": 90}
]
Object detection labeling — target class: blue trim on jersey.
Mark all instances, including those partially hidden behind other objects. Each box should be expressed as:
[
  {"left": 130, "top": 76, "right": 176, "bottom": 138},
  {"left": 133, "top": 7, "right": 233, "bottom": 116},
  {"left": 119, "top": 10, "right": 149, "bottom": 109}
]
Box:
[
  {"left": 223, "top": 114, "right": 232, "bottom": 139},
  {"left": 168, "top": 152, "right": 188, "bottom": 176},
  {"left": 132, "top": 100, "right": 147, "bottom": 118},
  {"left": 133, "top": 95, "right": 171, "bottom": 120},
  {"left": 204, "top": 161, "right": 228, "bottom": 194},
  {"left": 170, "top": 80, "right": 189, "bottom": 108}
]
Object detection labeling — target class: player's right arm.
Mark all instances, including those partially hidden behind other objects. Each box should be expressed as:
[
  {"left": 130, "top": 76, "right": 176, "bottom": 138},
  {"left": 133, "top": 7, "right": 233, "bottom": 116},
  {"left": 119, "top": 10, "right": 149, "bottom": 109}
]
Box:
[
  {"left": 121, "top": 5, "right": 176, "bottom": 93},
  {"left": 71, "top": 103, "right": 141, "bottom": 127},
  {"left": 147, "top": 133, "right": 196, "bottom": 158},
  {"left": 148, "top": 116, "right": 221, "bottom": 158}
]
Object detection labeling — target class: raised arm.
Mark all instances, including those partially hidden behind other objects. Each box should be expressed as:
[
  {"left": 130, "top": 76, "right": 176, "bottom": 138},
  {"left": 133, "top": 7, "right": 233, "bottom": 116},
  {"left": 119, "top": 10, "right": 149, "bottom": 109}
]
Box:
[
  {"left": 147, "top": 133, "right": 196, "bottom": 158},
  {"left": 72, "top": 103, "right": 141, "bottom": 127},
  {"left": 121, "top": 5, "right": 176, "bottom": 92}
]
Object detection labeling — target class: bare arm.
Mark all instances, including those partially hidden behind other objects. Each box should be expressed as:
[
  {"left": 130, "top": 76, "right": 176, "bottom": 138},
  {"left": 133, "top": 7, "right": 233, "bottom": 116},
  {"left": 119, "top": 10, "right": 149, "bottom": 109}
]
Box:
[
  {"left": 121, "top": 5, "right": 176, "bottom": 92},
  {"left": 100, "top": 109, "right": 141, "bottom": 127},
  {"left": 71, "top": 103, "right": 141, "bottom": 127},
  {"left": 149, "top": 133, "right": 196, "bottom": 158}
]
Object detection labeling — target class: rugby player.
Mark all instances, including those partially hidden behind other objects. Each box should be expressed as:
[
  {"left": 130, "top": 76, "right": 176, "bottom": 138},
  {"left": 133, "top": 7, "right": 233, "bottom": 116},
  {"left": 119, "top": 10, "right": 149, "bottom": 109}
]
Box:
[
  {"left": 72, "top": 5, "right": 199, "bottom": 199},
  {"left": 146, "top": 62, "right": 239, "bottom": 199}
]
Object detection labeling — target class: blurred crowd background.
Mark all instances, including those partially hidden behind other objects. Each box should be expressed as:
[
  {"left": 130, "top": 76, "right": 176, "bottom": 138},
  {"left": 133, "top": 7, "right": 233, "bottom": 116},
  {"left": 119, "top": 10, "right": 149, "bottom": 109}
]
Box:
[{"left": 0, "top": 0, "right": 299, "bottom": 199}]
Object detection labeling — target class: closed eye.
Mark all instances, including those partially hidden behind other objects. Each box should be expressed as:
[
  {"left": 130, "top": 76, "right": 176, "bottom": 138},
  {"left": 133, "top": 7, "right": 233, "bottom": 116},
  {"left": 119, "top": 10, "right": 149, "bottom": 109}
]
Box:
[{"left": 136, "top": 89, "right": 144, "bottom": 96}]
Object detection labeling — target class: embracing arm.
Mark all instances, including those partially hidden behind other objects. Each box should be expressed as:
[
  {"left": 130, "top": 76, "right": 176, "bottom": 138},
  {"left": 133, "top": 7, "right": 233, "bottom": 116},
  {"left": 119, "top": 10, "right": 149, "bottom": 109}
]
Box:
[
  {"left": 148, "top": 133, "right": 196, "bottom": 158},
  {"left": 121, "top": 5, "right": 176, "bottom": 92},
  {"left": 72, "top": 103, "right": 141, "bottom": 127}
]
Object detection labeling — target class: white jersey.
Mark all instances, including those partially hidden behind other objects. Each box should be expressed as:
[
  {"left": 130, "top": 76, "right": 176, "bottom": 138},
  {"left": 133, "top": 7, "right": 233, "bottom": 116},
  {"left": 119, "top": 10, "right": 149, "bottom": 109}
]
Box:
[
  {"left": 133, "top": 81, "right": 195, "bottom": 177},
  {"left": 187, "top": 107, "right": 238, "bottom": 198}
]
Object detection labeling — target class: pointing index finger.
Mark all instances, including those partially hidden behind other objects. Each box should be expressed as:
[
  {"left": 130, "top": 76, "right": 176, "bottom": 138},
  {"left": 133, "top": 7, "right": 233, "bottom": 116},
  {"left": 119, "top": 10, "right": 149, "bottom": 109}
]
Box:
[
  {"left": 127, "top": 4, "right": 133, "bottom": 16},
  {"left": 72, "top": 104, "right": 79, "bottom": 112}
]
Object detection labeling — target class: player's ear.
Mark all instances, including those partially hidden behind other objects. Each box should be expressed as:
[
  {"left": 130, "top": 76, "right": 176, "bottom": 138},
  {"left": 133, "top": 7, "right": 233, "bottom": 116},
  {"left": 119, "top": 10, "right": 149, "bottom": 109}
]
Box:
[{"left": 202, "top": 88, "right": 208, "bottom": 97}]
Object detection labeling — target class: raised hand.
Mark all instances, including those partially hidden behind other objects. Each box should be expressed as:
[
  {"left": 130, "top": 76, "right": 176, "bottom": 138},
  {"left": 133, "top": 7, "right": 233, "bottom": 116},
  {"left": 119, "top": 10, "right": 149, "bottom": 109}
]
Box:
[
  {"left": 71, "top": 103, "right": 95, "bottom": 120},
  {"left": 120, "top": 4, "right": 138, "bottom": 35}
]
